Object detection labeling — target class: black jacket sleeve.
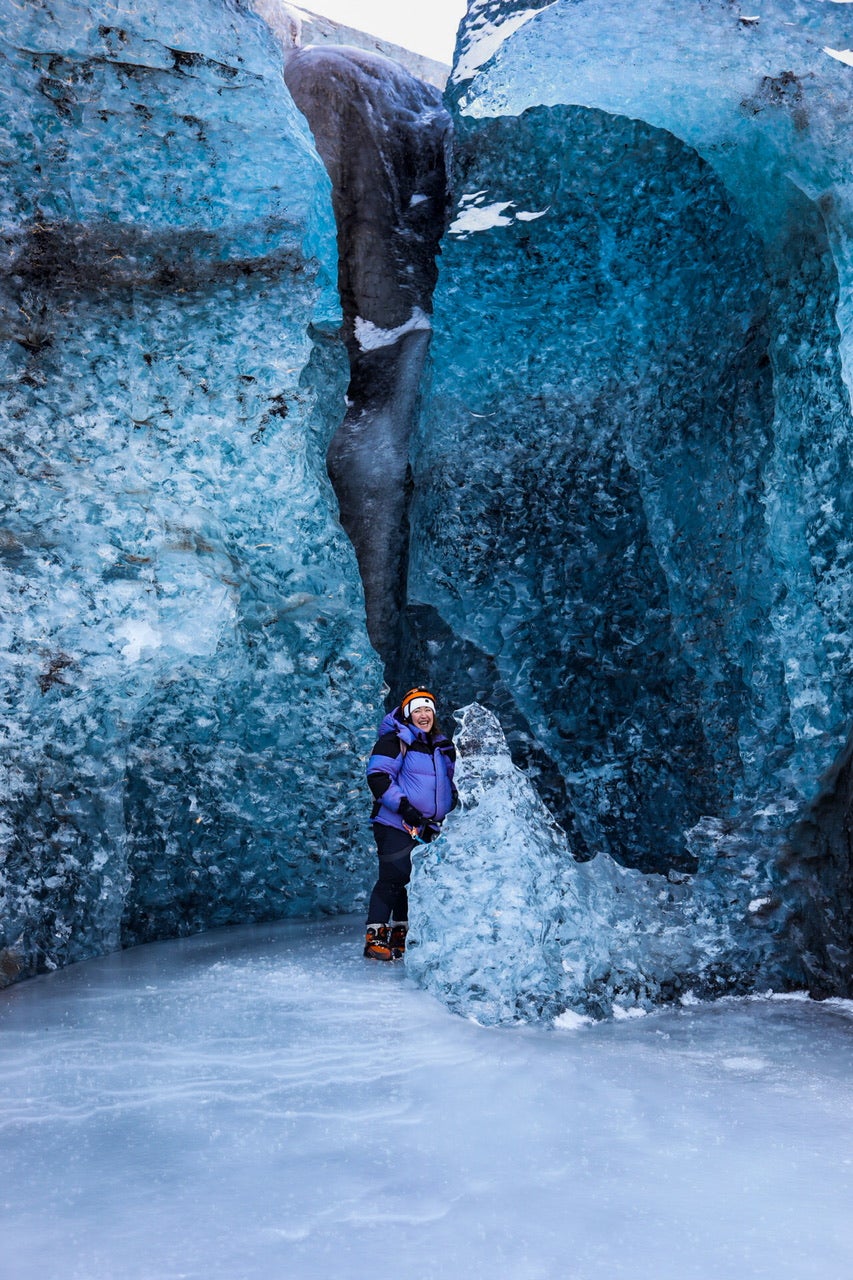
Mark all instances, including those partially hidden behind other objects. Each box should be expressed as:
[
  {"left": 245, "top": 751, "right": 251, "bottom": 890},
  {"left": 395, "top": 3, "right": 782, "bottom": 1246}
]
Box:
[{"left": 367, "top": 731, "right": 402, "bottom": 801}]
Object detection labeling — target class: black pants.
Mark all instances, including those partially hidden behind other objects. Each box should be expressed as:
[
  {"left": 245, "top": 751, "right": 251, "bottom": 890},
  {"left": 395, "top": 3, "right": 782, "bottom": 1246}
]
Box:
[{"left": 367, "top": 824, "right": 416, "bottom": 925}]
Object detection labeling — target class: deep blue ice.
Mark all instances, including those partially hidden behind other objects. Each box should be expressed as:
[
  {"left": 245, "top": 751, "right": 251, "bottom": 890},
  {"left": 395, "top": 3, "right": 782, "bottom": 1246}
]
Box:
[{"left": 1, "top": 917, "right": 851, "bottom": 1280}]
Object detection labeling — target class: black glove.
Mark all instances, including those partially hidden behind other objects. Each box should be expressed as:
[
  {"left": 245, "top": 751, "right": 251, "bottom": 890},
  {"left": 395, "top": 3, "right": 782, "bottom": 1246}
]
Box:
[
  {"left": 420, "top": 821, "right": 442, "bottom": 843},
  {"left": 399, "top": 798, "right": 426, "bottom": 828}
]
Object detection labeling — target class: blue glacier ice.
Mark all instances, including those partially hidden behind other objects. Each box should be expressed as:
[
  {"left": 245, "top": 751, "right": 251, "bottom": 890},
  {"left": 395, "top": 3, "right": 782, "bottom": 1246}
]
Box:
[
  {"left": 3, "top": 0, "right": 853, "bottom": 1019},
  {"left": 408, "top": 704, "right": 784, "bottom": 1024},
  {"left": 0, "top": 0, "right": 383, "bottom": 984},
  {"left": 405, "top": 0, "right": 853, "bottom": 997}
]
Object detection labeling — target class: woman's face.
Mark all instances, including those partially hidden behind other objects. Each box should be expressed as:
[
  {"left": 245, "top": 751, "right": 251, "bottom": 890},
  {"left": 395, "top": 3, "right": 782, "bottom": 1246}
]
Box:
[{"left": 410, "top": 705, "right": 435, "bottom": 732}]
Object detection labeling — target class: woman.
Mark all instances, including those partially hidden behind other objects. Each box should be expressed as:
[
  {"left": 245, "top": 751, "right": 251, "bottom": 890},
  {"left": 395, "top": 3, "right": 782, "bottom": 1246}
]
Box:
[{"left": 364, "top": 687, "right": 457, "bottom": 960}]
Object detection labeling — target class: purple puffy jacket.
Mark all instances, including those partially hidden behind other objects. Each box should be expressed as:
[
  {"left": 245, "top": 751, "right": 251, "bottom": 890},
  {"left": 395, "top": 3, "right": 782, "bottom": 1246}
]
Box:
[{"left": 366, "top": 707, "right": 457, "bottom": 832}]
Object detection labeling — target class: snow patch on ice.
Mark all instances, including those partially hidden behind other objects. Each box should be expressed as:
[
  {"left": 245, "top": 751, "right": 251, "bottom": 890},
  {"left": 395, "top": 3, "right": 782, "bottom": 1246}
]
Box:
[
  {"left": 554, "top": 1008, "right": 593, "bottom": 1030},
  {"left": 824, "top": 997, "right": 853, "bottom": 1018},
  {"left": 353, "top": 308, "right": 432, "bottom": 352},
  {"left": 449, "top": 194, "right": 550, "bottom": 236},
  {"left": 824, "top": 46, "right": 853, "bottom": 65},
  {"left": 449, "top": 200, "right": 514, "bottom": 234}
]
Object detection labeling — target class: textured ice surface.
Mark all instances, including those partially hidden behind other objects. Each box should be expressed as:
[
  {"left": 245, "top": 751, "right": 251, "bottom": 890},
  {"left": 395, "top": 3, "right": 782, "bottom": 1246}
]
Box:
[
  {"left": 0, "top": 0, "right": 383, "bottom": 984},
  {"left": 407, "top": 705, "right": 790, "bottom": 1023},
  {"left": 405, "top": 1, "right": 853, "bottom": 996},
  {"left": 5, "top": 0, "right": 852, "bottom": 1019},
  {"left": 1, "top": 918, "right": 852, "bottom": 1280}
]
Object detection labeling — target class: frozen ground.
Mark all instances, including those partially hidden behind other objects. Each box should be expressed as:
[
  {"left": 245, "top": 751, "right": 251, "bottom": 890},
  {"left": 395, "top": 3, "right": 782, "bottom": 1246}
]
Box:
[{"left": 1, "top": 918, "right": 852, "bottom": 1280}]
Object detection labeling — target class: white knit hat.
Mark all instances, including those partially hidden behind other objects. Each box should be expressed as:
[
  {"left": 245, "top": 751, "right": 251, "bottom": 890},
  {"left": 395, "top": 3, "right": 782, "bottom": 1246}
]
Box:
[{"left": 401, "top": 688, "right": 436, "bottom": 719}]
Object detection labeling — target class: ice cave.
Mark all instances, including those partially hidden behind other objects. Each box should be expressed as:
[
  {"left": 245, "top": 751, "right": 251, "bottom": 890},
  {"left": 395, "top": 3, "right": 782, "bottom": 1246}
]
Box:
[
  {"left": 2, "top": 0, "right": 853, "bottom": 1086},
  {"left": 2, "top": 0, "right": 851, "bottom": 1014},
  {"left": 2, "top": 0, "right": 853, "bottom": 1274}
]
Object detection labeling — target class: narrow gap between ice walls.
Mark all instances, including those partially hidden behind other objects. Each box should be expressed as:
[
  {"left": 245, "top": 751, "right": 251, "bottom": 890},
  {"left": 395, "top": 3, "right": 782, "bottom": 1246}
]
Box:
[
  {"left": 280, "top": 43, "right": 596, "bottom": 852},
  {"left": 283, "top": 45, "right": 453, "bottom": 679}
]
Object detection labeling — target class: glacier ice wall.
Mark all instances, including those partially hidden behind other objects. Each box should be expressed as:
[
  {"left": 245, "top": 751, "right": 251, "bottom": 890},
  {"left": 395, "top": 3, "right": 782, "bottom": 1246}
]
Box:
[
  {"left": 284, "top": 45, "right": 451, "bottom": 665},
  {"left": 404, "top": 0, "right": 853, "bottom": 996},
  {"left": 0, "top": 0, "right": 383, "bottom": 984},
  {"left": 407, "top": 704, "right": 790, "bottom": 1024}
]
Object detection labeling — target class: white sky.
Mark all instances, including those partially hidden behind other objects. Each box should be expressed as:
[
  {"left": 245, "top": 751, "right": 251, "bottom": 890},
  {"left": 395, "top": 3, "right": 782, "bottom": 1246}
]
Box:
[{"left": 301, "top": 0, "right": 469, "bottom": 64}]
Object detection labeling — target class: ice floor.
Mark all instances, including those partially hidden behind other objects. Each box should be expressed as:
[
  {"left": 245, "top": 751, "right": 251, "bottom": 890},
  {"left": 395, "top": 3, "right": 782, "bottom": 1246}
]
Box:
[{"left": 1, "top": 918, "right": 852, "bottom": 1280}]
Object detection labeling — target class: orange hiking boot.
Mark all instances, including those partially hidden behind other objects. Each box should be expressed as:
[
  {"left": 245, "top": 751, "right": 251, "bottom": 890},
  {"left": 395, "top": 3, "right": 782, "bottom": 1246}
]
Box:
[
  {"left": 389, "top": 923, "right": 408, "bottom": 959},
  {"left": 363, "top": 924, "right": 392, "bottom": 961}
]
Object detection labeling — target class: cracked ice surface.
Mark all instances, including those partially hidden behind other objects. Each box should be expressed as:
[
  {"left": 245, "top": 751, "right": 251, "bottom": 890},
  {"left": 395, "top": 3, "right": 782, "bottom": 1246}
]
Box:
[
  {"left": 1, "top": 918, "right": 852, "bottom": 1280},
  {"left": 0, "top": 0, "right": 383, "bottom": 983}
]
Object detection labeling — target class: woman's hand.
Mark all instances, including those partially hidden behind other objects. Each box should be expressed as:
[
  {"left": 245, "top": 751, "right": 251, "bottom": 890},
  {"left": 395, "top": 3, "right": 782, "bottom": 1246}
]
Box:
[{"left": 399, "top": 798, "right": 426, "bottom": 828}]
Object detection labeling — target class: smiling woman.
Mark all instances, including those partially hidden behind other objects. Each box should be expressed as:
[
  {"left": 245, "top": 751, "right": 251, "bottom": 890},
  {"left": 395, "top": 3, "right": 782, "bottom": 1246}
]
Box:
[
  {"left": 297, "top": 0, "right": 467, "bottom": 63},
  {"left": 363, "top": 688, "right": 458, "bottom": 960}
]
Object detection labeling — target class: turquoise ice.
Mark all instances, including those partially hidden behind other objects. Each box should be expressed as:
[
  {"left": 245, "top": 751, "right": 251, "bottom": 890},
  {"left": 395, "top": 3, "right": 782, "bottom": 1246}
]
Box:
[
  {"left": 0, "top": 0, "right": 382, "bottom": 982},
  {"left": 407, "top": 2, "right": 853, "bottom": 995}
]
